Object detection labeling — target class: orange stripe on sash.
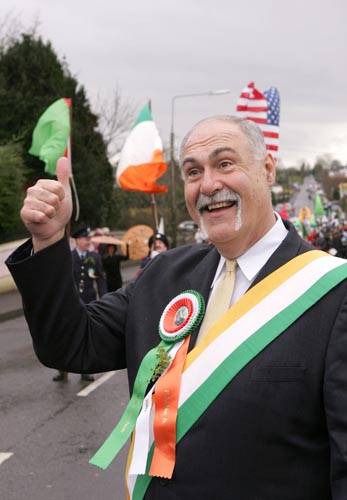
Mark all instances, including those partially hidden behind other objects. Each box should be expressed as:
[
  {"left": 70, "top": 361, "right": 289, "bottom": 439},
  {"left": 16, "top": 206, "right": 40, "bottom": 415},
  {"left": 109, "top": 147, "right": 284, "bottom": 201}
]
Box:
[{"left": 149, "top": 336, "right": 190, "bottom": 478}]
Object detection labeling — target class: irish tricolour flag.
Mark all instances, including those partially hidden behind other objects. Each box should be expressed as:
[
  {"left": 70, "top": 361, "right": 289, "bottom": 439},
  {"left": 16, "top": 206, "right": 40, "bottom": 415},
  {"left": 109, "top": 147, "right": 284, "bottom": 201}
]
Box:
[{"left": 116, "top": 103, "right": 168, "bottom": 193}]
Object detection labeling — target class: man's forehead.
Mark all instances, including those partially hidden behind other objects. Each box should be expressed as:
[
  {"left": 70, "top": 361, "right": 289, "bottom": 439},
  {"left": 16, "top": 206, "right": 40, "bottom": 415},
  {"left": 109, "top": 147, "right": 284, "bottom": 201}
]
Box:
[
  {"left": 182, "top": 147, "right": 239, "bottom": 168},
  {"left": 181, "top": 121, "right": 246, "bottom": 162},
  {"left": 183, "top": 121, "right": 243, "bottom": 148}
]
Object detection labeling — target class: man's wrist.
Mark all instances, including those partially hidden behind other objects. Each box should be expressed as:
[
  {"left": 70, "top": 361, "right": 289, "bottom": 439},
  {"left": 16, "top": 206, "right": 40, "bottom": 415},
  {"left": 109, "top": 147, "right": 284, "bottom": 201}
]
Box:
[{"left": 32, "top": 230, "right": 66, "bottom": 253}]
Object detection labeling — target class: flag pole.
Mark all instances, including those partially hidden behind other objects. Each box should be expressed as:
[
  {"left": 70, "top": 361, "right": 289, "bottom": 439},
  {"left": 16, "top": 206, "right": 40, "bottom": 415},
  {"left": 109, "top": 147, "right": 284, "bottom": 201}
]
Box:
[
  {"left": 150, "top": 193, "right": 158, "bottom": 232},
  {"left": 148, "top": 99, "right": 159, "bottom": 233},
  {"left": 64, "top": 98, "right": 74, "bottom": 384},
  {"left": 64, "top": 98, "right": 80, "bottom": 222}
]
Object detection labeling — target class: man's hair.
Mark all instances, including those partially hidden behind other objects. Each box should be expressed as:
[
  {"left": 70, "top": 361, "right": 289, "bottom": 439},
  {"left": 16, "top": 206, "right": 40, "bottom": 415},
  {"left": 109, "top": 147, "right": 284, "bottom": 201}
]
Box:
[{"left": 179, "top": 115, "right": 267, "bottom": 167}]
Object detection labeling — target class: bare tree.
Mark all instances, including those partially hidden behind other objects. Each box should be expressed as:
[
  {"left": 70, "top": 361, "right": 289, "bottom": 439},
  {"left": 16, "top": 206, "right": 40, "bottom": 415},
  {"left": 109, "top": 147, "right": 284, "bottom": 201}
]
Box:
[
  {"left": 0, "top": 11, "right": 22, "bottom": 51},
  {"left": 0, "top": 10, "right": 41, "bottom": 52},
  {"left": 96, "top": 87, "right": 137, "bottom": 162}
]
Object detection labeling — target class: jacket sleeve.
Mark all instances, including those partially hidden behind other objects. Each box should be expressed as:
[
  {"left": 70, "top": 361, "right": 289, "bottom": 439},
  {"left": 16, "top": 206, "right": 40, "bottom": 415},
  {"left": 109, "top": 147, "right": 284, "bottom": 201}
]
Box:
[{"left": 6, "top": 235, "right": 130, "bottom": 374}]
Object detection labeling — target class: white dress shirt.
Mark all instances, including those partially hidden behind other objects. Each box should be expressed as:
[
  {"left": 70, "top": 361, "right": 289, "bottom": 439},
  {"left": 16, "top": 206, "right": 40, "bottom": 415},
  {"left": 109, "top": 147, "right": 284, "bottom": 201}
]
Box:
[{"left": 209, "top": 213, "right": 288, "bottom": 307}]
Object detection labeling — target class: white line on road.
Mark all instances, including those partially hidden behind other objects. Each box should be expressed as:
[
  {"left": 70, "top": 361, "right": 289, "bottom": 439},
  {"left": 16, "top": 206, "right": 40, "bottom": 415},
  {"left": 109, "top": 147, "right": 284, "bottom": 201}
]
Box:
[
  {"left": 0, "top": 452, "right": 13, "bottom": 465},
  {"left": 77, "top": 371, "right": 116, "bottom": 397}
]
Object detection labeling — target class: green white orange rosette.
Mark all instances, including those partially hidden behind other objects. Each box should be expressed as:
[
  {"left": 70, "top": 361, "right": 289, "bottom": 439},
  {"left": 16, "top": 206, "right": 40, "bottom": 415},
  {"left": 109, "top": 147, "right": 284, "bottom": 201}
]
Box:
[
  {"left": 89, "top": 290, "right": 205, "bottom": 470},
  {"left": 159, "top": 290, "right": 205, "bottom": 343}
]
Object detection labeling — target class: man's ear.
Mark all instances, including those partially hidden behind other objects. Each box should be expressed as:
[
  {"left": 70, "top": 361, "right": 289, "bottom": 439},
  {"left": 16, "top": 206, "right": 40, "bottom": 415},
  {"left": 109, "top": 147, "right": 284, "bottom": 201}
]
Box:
[{"left": 264, "top": 153, "right": 276, "bottom": 186}]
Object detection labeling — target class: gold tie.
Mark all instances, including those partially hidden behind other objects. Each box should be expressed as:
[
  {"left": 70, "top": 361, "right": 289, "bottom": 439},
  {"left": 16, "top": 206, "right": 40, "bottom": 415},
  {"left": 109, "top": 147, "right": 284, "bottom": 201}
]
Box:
[{"left": 197, "top": 259, "right": 237, "bottom": 343}]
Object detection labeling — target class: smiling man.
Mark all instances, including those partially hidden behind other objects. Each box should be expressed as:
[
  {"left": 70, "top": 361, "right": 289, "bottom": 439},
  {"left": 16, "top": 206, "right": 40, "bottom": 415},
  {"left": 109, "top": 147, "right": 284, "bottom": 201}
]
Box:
[
  {"left": 181, "top": 116, "right": 276, "bottom": 257},
  {"left": 6, "top": 115, "right": 347, "bottom": 500}
]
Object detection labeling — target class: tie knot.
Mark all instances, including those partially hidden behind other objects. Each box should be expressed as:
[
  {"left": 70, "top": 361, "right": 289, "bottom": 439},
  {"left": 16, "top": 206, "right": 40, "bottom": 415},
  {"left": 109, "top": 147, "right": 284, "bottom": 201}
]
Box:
[{"left": 225, "top": 259, "right": 237, "bottom": 273}]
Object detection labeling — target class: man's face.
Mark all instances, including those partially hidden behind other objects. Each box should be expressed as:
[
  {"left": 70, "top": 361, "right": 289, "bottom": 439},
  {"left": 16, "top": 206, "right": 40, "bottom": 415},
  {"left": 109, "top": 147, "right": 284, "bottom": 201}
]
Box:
[
  {"left": 181, "top": 119, "right": 276, "bottom": 258},
  {"left": 76, "top": 236, "right": 91, "bottom": 253}
]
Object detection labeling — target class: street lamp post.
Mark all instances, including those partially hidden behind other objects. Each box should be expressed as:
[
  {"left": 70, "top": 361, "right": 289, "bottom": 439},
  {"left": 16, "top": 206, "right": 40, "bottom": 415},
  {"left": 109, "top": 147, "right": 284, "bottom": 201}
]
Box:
[{"left": 169, "top": 89, "right": 230, "bottom": 247}]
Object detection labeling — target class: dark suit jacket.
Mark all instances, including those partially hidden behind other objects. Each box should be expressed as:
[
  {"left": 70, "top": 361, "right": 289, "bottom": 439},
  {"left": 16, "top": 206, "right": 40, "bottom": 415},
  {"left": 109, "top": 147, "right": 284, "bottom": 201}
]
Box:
[{"left": 6, "top": 222, "right": 347, "bottom": 500}]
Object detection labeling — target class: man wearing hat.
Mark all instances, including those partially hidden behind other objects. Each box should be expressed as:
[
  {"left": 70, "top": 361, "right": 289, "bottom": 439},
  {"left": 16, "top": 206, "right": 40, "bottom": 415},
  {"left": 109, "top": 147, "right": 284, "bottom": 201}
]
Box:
[
  {"left": 148, "top": 232, "right": 169, "bottom": 252},
  {"left": 137, "top": 232, "right": 169, "bottom": 274},
  {"left": 71, "top": 226, "right": 107, "bottom": 304},
  {"left": 53, "top": 226, "right": 107, "bottom": 382}
]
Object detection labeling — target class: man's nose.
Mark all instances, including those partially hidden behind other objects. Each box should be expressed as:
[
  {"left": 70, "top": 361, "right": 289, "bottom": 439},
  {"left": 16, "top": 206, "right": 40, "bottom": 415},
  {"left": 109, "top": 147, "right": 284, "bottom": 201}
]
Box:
[{"left": 200, "top": 169, "right": 223, "bottom": 195}]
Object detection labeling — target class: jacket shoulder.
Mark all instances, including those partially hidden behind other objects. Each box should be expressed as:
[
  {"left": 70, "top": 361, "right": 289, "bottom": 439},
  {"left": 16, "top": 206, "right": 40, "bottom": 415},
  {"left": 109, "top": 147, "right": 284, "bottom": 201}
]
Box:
[{"left": 156, "top": 243, "right": 215, "bottom": 266}]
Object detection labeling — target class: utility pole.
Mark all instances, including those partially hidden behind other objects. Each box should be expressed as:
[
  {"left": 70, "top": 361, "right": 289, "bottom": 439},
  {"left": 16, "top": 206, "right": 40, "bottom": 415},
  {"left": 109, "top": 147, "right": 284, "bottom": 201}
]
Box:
[{"left": 169, "top": 89, "right": 230, "bottom": 247}]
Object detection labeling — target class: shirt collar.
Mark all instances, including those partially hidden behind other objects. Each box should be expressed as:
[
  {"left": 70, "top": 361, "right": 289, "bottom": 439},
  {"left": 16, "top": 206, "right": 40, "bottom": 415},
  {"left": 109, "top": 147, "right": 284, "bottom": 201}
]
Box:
[{"left": 212, "top": 213, "right": 288, "bottom": 287}]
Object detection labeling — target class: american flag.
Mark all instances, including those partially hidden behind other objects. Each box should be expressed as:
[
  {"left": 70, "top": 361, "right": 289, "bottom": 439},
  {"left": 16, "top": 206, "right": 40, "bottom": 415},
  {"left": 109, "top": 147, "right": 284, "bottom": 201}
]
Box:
[{"left": 236, "top": 81, "right": 280, "bottom": 158}]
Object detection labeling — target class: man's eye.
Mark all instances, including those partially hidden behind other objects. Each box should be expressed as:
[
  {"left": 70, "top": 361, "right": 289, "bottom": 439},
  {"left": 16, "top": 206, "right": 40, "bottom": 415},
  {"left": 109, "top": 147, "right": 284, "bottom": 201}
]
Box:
[
  {"left": 186, "top": 168, "right": 200, "bottom": 178},
  {"left": 219, "top": 161, "right": 233, "bottom": 169}
]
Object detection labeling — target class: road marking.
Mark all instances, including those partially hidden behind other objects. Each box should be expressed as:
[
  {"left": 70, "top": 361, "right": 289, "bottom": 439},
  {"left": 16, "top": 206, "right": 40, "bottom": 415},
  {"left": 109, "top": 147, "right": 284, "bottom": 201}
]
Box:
[
  {"left": 0, "top": 452, "right": 13, "bottom": 465},
  {"left": 77, "top": 371, "right": 116, "bottom": 397}
]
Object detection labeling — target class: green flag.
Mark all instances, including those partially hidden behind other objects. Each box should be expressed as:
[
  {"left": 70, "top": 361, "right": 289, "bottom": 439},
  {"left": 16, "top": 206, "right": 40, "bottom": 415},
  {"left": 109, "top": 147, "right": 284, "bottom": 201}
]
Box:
[
  {"left": 314, "top": 193, "right": 324, "bottom": 217},
  {"left": 29, "top": 98, "right": 71, "bottom": 176}
]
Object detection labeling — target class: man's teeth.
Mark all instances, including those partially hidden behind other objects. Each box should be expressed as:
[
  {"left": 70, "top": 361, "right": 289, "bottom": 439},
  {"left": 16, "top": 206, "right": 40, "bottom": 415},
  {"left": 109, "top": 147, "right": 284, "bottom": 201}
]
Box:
[{"left": 206, "top": 201, "right": 235, "bottom": 211}]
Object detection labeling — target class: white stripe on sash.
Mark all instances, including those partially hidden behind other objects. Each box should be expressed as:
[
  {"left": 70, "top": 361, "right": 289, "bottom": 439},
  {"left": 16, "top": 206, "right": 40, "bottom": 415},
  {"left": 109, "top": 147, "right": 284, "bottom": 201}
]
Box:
[{"left": 179, "top": 254, "right": 344, "bottom": 405}]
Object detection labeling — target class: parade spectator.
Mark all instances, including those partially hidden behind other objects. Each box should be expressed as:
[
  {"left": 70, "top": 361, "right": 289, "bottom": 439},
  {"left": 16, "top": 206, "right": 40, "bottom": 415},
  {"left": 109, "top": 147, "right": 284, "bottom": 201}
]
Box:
[
  {"left": 71, "top": 226, "right": 107, "bottom": 303},
  {"left": 52, "top": 226, "right": 107, "bottom": 382},
  {"left": 7, "top": 115, "right": 347, "bottom": 499},
  {"left": 137, "top": 232, "right": 169, "bottom": 274},
  {"left": 298, "top": 218, "right": 347, "bottom": 259},
  {"left": 102, "top": 243, "right": 129, "bottom": 292}
]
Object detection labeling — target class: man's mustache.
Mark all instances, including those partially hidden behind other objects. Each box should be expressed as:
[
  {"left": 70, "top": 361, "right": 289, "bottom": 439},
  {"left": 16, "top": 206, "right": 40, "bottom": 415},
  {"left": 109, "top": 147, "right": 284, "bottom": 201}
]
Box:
[{"left": 196, "top": 190, "right": 239, "bottom": 211}]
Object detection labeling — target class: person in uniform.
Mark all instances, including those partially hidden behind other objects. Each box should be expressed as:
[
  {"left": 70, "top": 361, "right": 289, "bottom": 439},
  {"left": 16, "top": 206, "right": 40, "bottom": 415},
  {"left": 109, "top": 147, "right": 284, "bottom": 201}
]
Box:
[
  {"left": 71, "top": 226, "right": 107, "bottom": 303},
  {"left": 53, "top": 226, "right": 107, "bottom": 382}
]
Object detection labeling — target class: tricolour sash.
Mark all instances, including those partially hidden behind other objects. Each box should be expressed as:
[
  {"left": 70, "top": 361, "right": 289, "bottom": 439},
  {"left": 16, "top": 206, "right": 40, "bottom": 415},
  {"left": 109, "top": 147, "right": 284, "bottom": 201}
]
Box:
[{"left": 127, "top": 250, "right": 347, "bottom": 500}]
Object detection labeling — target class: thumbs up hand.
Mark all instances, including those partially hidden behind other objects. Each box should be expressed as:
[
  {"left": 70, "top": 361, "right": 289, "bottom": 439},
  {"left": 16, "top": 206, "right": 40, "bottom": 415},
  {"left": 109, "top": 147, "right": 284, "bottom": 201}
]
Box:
[{"left": 20, "top": 157, "right": 73, "bottom": 252}]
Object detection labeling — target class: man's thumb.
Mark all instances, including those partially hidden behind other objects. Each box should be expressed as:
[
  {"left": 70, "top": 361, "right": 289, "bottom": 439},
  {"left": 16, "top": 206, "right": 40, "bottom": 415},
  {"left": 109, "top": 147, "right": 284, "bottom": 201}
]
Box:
[{"left": 56, "top": 157, "right": 72, "bottom": 188}]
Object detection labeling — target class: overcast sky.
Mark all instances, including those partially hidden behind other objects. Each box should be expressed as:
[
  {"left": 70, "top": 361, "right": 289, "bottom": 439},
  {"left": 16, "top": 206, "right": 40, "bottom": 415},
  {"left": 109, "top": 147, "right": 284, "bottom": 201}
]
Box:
[{"left": 1, "top": 0, "right": 346, "bottom": 168}]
